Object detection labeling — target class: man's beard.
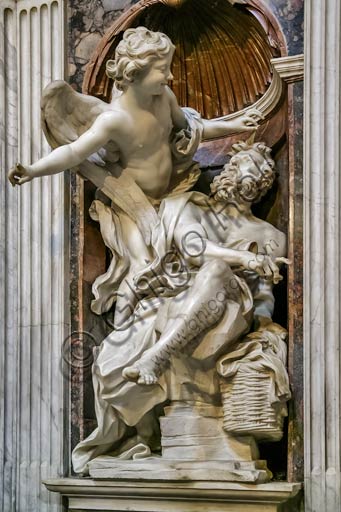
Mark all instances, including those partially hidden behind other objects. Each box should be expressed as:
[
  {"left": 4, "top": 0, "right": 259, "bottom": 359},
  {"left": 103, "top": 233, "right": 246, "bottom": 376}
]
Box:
[{"left": 211, "top": 163, "right": 262, "bottom": 204}]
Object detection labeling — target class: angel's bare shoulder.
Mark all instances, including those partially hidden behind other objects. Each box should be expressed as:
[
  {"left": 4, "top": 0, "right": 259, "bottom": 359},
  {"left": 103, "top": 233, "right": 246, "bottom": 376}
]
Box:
[{"left": 90, "top": 109, "right": 128, "bottom": 137}]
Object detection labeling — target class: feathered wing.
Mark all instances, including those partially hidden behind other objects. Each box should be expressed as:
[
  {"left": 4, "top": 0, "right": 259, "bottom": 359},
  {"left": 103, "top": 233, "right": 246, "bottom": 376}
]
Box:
[
  {"left": 40, "top": 80, "right": 159, "bottom": 245},
  {"left": 41, "top": 80, "right": 109, "bottom": 148}
]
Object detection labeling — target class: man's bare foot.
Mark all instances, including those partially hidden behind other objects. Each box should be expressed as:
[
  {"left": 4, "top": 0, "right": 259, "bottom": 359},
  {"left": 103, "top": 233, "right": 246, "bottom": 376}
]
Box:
[{"left": 122, "top": 360, "right": 159, "bottom": 385}]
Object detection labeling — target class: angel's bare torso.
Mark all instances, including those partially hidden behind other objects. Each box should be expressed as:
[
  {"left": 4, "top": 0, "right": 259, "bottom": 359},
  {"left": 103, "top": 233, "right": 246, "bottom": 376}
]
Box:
[{"left": 103, "top": 92, "right": 174, "bottom": 199}]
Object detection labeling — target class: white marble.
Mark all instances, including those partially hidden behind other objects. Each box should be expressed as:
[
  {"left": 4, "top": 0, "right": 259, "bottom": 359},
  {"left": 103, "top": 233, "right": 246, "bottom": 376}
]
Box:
[
  {"left": 88, "top": 458, "right": 270, "bottom": 483},
  {"left": 218, "top": 323, "right": 290, "bottom": 442},
  {"left": 304, "top": 1, "right": 341, "bottom": 511},
  {"left": 43, "top": 478, "right": 302, "bottom": 512},
  {"left": 0, "top": 1, "right": 67, "bottom": 511},
  {"left": 160, "top": 403, "right": 260, "bottom": 463},
  {"left": 9, "top": 27, "right": 290, "bottom": 479},
  {"left": 271, "top": 54, "right": 304, "bottom": 84}
]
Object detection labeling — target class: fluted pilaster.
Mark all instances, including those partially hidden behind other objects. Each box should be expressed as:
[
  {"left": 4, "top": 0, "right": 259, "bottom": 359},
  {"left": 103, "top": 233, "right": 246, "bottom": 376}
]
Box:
[
  {"left": 0, "top": 1, "right": 68, "bottom": 511},
  {"left": 304, "top": 1, "right": 341, "bottom": 511}
]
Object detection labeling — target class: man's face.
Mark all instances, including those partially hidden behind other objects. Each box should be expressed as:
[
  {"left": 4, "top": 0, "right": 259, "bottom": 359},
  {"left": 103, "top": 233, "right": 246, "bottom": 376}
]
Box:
[
  {"left": 136, "top": 54, "right": 174, "bottom": 95},
  {"left": 231, "top": 150, "right": 264, "bottom": 180},
  {"left": 229, "top": 150, "right": 267, "bottom": 203}
]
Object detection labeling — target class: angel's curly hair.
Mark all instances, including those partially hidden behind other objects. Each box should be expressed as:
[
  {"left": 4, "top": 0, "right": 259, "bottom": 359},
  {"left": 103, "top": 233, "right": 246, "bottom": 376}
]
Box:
[
  {"left": 106, "top": 27, "right": 175, "bottom": 91},
  {"left": 210, "top": 141, "right": 275, "bottom": 204}
]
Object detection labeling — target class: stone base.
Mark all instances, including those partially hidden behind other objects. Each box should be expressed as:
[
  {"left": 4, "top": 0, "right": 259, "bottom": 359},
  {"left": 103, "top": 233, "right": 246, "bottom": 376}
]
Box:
[
  {"left": 43, "top": 478, "right": 303, "bottom": 512},
  {"left": 88, "top": 456, "right": 271, "bottom": 483},
  {"left": 160, "top": 402, "right": 260, "bottom": 462}
]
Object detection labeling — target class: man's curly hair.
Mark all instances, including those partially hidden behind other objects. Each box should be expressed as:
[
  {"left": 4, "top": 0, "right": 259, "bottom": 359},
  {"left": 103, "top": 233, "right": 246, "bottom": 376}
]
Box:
[
  {"left": 210, "top": 141, "right": 275, "bottom": 204},
  {"left": 106, "top": 27, "right": 175, "bottom": 91}
]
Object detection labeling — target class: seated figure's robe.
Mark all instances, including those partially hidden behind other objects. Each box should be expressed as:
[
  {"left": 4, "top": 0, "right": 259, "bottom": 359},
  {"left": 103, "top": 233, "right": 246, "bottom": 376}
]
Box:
[{"left": 72, "top": 191, "right": 255, "bottom": 474}]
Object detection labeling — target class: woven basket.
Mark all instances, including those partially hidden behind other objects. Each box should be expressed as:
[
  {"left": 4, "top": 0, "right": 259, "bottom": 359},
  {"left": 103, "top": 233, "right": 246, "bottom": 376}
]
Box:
[{"left": 220, "top": 369, "right": 284, "bottom": 442}]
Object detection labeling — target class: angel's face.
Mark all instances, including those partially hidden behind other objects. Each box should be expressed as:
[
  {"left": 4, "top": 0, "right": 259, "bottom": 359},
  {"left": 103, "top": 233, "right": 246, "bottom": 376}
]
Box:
[{"left": 136, "top": 54, "right": 174, "bottom": 95}]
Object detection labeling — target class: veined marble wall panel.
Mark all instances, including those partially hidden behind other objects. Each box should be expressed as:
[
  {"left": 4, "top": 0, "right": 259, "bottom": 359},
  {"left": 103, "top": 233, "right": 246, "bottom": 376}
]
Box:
[
  {"left": 68, "top": 0, "right": 138, "bottom": 90},
  {"left": 0, "top": 1, "right": 68, "bottom": 511}
]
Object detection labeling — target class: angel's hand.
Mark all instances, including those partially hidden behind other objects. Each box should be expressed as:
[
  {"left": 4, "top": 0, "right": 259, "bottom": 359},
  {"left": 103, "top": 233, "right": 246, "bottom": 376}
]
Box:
[
  {"left": 8, "top": 163, "right": 33, "bottom": 186},
  {"left": 229, "top": 108, "right": 265, "bottom": 133}
]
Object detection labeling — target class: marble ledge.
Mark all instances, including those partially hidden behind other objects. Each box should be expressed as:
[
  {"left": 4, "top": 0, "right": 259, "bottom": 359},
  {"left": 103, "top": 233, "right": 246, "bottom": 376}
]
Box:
[
  {"left": 44, "top": 478, "right": 303, "bottom": 512},
  {"left": 271, "top": 54, "right": 304, "bottom": 83}
]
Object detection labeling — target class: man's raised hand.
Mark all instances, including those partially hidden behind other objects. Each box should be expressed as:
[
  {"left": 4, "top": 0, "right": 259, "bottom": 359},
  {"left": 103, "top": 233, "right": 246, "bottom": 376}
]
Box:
[{"left": 240, "top": 252, "right": 291, "bottom": 284}]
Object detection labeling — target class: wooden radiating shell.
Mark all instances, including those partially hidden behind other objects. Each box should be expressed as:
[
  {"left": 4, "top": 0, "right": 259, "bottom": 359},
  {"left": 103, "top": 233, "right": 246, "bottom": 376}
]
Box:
[{"left": 82, "top": 0, "right": 283, "bottom": 119}]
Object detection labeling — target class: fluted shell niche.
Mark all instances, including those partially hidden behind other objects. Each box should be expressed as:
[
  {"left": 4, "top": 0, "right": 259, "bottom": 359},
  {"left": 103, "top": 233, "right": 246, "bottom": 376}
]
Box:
[{"left": 83, "top": 0, "right": 282, "bottom": 119}]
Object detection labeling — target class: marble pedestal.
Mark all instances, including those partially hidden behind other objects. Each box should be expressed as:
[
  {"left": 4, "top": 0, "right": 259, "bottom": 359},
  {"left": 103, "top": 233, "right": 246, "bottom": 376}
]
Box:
[
  {"left": 43, "top": 478, "right": 303, "bottom": 511},
  {"left": 88, "top": 401, "right": 271, "bottom": 483}
]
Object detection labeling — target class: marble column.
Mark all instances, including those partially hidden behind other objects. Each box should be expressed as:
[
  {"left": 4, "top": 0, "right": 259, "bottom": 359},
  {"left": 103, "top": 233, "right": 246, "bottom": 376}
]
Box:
[
  {"left": 0, "top": 1, "right": 68, "bottom": 511},
  {"left": 304, "top": 1, "right": 341, "bottom": 511}
]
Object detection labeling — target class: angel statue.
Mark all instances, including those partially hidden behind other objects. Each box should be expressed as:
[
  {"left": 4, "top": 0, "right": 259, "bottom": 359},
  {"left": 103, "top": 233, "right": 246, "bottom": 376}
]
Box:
[
  {"left": 9, "top": 26, "right": 262, "bottom": 314},
  {"left": 8, "top": 27, "right": 287, "bottom": 475}
]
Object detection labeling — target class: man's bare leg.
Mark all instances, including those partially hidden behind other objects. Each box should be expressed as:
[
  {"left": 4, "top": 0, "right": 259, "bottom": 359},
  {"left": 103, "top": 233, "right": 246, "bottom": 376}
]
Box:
[{"left": 122, "top": 259, "right": 241, "bottom": 384}]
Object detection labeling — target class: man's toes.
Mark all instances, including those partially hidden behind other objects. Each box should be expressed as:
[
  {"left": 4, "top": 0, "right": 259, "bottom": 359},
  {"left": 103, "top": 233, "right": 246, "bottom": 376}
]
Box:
[
  {"left": 137, "top": 374, "right": 156, "bottom": 385},
  {"left": 137, "top": 374, "right": 147, "bottom": 385},
  {"left": 122, "top": 366, "right": 140, "bottom": 381}
]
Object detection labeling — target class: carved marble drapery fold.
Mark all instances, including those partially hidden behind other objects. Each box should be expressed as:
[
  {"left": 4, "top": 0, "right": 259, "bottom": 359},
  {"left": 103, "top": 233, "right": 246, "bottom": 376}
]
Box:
[
  {"left": 304, "top": 1, "right": 341, "bottom": 510},
  {"left": 0, "top": 1, "right": 67, "bottom": 511}
]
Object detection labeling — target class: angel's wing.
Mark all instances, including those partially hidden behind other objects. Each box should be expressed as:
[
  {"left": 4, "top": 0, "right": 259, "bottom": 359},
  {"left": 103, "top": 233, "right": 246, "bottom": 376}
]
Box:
[{"left": 41, "top": 80, "right": 111, "bottom": 149}]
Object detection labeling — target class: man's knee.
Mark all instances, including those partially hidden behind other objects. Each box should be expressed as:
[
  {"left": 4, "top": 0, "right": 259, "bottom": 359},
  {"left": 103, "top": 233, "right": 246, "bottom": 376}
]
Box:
[
  {"left": 203, "top": 259, "right": 242, "bottom": 303},
  {"left": 205, "top": 259, "right": 232, "bottom": 281}
]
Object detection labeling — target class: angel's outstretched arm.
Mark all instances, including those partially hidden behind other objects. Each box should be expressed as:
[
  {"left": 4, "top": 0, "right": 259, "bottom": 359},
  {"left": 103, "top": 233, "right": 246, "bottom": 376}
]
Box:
[
  {"left": 201, "top": 109, "right": 264, "bottom": 139},
  {"left": 8, "top": 111, "right": 119, "bottom": 186},
  {"left": 165, "top": 86, "right": 263, "bottom": 140}
]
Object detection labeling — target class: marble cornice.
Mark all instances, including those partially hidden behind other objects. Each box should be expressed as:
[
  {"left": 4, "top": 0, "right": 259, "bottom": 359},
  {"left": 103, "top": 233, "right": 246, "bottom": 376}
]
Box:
[{"left": 271, "top": 54, "right": 304, "bottom": 83}]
